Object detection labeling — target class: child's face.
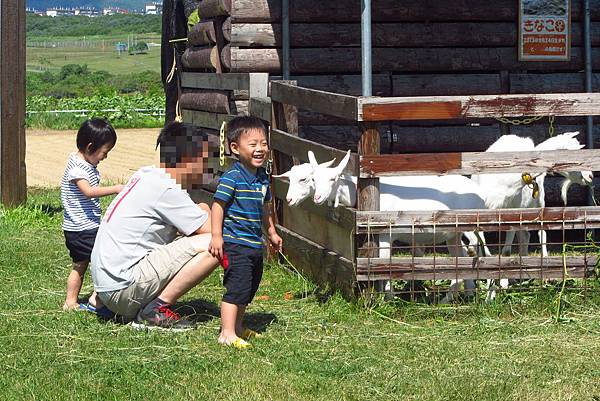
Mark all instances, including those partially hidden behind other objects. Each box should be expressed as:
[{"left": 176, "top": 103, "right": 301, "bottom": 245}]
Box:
[
  {"left": 230, "top": 128, "right": 268, "bottom": 172},
  {"left": 83, "top": 143, "right": 114, "bottom": 166}
]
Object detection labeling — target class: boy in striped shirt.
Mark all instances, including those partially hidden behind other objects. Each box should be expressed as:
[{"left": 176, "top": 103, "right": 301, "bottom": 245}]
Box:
[{"left": 209, "top": 116, "right": 282, "bottom": 349}]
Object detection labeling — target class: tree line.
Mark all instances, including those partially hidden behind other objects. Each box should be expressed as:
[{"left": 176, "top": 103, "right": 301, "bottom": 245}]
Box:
[{"left": 27, "top": 14, "right": 162, "bottom": 37}]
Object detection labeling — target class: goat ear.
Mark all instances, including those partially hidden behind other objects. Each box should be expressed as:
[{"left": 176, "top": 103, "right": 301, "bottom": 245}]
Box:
[
  {"left": 335, "top": 150, "right": 352, "bottom": 174},
  {"left": 307, "top": 151, "right": 319, "bottom": 169},
  {"left": 272, "top": 170, "right": 291, "bottom": 178}
]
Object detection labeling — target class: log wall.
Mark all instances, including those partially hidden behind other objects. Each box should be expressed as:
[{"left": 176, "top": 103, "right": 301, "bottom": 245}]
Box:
[{"left": 179, "top": 0, "right": 600, "bottom": 163}]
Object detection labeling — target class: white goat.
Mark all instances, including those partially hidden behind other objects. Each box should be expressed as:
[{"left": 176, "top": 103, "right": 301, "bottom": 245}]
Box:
[
  {"left": 471, "top": 132, "right": 593, "bottom": 257},
  {"left": 305, "top": 150, "right": 494, "bottom": 301}
]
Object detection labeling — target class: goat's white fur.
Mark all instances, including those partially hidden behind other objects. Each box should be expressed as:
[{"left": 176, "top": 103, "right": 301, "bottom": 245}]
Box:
[{"left": 471, "top": 132, "right": 592, "bottom": 257}]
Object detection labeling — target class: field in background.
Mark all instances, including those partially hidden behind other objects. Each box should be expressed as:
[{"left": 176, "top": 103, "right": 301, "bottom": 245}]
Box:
[
  {"left": 25, "top": 128, "right": 159, "bottom": 187},
  {"left": 26, "top": 34, "right": 161, "bottom": 75}
]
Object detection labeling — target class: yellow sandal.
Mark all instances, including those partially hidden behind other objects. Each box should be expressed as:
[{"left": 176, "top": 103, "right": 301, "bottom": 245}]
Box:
[{"left": 241, "top": 328, "right": 262, "bottom": 340}]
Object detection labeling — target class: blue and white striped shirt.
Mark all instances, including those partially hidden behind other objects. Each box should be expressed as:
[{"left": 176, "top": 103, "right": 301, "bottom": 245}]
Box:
[
  {"left": 214, "top": 161, "right": 271, "bottom": 248},
  {"left": 61, "top": 153, "right": 101, "bottom": 231}
]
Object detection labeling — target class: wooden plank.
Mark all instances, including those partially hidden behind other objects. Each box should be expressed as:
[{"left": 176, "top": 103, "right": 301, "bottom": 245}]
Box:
[
  {"left": 271, "top": 74, "right": 392, "bottom": 97},
  {"left": 223, "top": 47, "right": 600, "bottom": 74},
  {"left": 281, "top": 199, "right": 354, "bottom": 260},
  {"left": 180, "top": 72, "right": 268, "bottom": 91},
  {"left": 249, "top": 97, "right": 271, "bottom": 123},
  {"left": 356, "top": 256, "right": 595, "bottom": 281},
  {"left": 393, "top": 74, "right": 502, "bottom": 96},
  {"left": 510, "top": 73, "right": 600, "bottom": 93},
  {"left": 182, "top": 109, "right": 236, "bottom": 130},
  {"left": 230, "top": 22, "right": 600, "bottom": 48},
  {"left": 360, "top": 149, "right": 600, "bottom": 176},
  {"left": 355, "top": 206, "right": 600, "bottom": 234},
  {"left": 276, "top": 224, "right": 356, "bottom": 299},
  {"left": 248, "top": 72, "right": 268, "bottom": 98},
  {"left": 270, "top": 81, "right": 358, "bottom": 121},
  {"left": 272, "top": 177, "right": 356, "bottom": 232},
  {"left": 359, "top": 93, "right": 600, "bottom": 121},
  {"left": 0, "top": 0, "right": 26, "bottom": 206},
  {"left": 230, "top": 0, "right": 600, "bottom": 23},
  {"left": 270, "top": 128, "right": 359, "bottom": 175}
]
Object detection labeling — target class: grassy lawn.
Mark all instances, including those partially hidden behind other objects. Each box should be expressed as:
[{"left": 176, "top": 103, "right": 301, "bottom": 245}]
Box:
[
  {"left": 26, "top": 37, "right": 161, "bottom": 75},
  {"left": 2, "top": 188, "right": 600, "bottom": 401}
]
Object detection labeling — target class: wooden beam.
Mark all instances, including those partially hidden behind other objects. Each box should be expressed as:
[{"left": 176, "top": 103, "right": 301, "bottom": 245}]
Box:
[
  {"left": 355, "top": 206, "right": 600, "bottom": 234},
  {"left": 270, "top": 128, "right": 359, "bottom": 175},
  {"left": 230, "top": 0, "right": 600, "bottom": 23},
  {"left": 360, "top": 149, "right": 600, "bottom": 176},
  {"left": 356, "top": 256, "right": 595, "bottom": 281},
  {"left": 180, "top": 72, "right": 269, "bottom": 91},
  {"left": 1, "top": 0, "right": 26, "bottom": 206},
  {"left": 358, "top": 93, "right": 600, "bottom": 121},
  {"left": 277, "top": 224, "right": 356, "bottom": 299},
  {"left": 182, "top": 109, "right": 236, "bottom": 130},
  {"left": 249, "top": 97, "right": 272, "bottom": 123},
  {"left": 270, "top": 81, "right": 358, "bottom": 121}
]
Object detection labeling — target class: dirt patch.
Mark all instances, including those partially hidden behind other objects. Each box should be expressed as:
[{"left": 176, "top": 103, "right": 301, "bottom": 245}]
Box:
[{"left": 26, "top": 128, "right": 160, "bottom": 187}]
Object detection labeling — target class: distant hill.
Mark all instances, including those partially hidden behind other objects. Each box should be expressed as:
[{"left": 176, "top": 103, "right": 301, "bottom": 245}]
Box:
[{"left": 27, "top": 0, "right": 149, "bottom": 11}]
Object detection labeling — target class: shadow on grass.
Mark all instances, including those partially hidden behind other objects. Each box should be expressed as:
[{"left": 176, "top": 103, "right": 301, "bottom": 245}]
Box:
[{"left": 176, "top": 298, "right": 278, "bottom": 332}]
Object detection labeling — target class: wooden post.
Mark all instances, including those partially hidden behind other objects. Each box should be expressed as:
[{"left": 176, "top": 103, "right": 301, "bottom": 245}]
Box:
[
  {"left": 0, "top": 0, "right": 26, "bottom": 206},
  {"left": 270, "top": 81, "right": 298, "bottom": 259},
  {"left": 357, "top": 122, "right": 380, "bottom": 259}
]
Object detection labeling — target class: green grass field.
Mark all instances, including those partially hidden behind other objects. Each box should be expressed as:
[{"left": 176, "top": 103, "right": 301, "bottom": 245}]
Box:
[
  {"left": 2, "top": 188, "right": 600, "bottom": 400},
  {"left": 27, "top": 35, "right": 161, "bottom": 75}
]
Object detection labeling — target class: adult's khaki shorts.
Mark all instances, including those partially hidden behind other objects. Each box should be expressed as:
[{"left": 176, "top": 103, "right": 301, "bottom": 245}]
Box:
[{"left": 97, "top": 235, "right": 208, "bottom": 320}]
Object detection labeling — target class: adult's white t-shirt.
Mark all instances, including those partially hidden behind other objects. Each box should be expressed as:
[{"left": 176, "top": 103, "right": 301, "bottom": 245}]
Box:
[{"left": 90, "top": 166, "right": 208, "bottom": 292}]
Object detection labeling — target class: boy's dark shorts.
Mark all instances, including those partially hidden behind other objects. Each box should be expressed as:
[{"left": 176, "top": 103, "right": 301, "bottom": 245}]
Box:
[
  {"left": 222, "top": 242, "right": 263, "bottom": 305},
  {"left": 64, "top": 228, "right": 98, "bottom": 263}
]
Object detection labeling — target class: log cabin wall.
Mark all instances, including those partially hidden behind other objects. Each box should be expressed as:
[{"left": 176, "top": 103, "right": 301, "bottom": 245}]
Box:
[{"left": 178, "top": 0, "right": 600, "bottom": 207}]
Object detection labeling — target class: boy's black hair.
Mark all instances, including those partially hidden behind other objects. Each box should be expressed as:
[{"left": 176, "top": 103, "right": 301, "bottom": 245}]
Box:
[
  {"left": 76, "top": 118, "right": 117, "bottom": 154},
  {"left": 226, "top": 116, "right": 267, "bottom": 151},
  {"left": 157, "top": 121, "right": 206, "bottom": 168}
]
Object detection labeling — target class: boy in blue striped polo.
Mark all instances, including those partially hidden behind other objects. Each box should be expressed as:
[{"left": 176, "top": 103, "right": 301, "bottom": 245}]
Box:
[{"left": 209, "top": 116, "right": 282, "bottom": 349}]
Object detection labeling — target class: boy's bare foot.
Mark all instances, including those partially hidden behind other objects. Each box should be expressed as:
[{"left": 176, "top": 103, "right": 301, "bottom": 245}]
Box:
[
  {"left": 62, "top": 302, "right": 79, "bottom": 311},
  {"left": 218, "top": 334, "right": 251, "bottom": 349}
]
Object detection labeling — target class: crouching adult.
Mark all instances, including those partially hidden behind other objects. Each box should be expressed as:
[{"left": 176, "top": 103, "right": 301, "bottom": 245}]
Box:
[{"left": 90, "top": 121, "right": 219, "bottom": 330}]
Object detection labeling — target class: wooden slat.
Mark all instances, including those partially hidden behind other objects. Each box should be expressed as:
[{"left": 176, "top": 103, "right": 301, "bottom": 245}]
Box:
[
  {"left": 277, "top": 224, "right": 356, "bottom": 299},
  {"left": 272, "top": 177, "right": 356, "bottom": 232},
  {"left": 224, "top": 47, "right": 600, "bottom": 74},
  {"left": 231, "top": 0, "right": 600, "bottom": 23},
  {"left": 358, "top": 93, "right": 600, "bottom": 121},
  {"left": 180, "top": 72, "right": 268, "bottom": 91},
  {"left": 188, "top": 188, "right": 215, "bottom": 205},
  {"left": 270, "top": 128, "right": 359, "bottom": 175},
  {"left": 355, "top": 206, "right": 600, "bottom": 234},
  {"left": 1, "top": 0, "right": 26, "bottom": 205},
  {"left": 182, "top": 109, "right": 236, "bottom": 130},
  {"left": 270, "top": 81, "right": 358, "bottom": 121},
  {"left": 249, "top": 97, "right": 271, "bottom": 123},
  {"left": 360, "top": 149, "right": 600, "bottom": 176},
  {"left": 356, "top": 256, "right": 595, "bottom": 281}
]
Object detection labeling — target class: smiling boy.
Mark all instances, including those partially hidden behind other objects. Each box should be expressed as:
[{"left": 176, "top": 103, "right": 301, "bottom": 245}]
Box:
[{"left": 209, "top": 116, "right": 282, "bottom": 348}]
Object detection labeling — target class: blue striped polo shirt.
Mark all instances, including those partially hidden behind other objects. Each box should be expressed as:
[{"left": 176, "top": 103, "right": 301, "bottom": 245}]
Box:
[
  {"left": 214, "top": 161, "right": 271, "bottom": 248},
  {"left": 60, "top": 153, "right": 101, "bottom": 232}
]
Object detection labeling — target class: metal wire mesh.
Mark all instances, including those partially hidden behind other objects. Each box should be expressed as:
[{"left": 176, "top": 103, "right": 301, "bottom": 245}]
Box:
[{"left": 356, "top": 207, "right": 600, "bottom": 302}]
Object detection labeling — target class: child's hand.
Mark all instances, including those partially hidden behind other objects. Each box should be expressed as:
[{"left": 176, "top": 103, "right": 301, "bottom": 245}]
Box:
[
  {"left": 209, "top": 235, "right": 224, "bottom": 259},
  {"left": 268, "top": 232, "right": 283, "bottom": 252},
  {"left": 115, "top": 184, "right": 125, "bottom": 193}
]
